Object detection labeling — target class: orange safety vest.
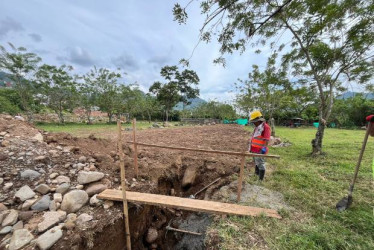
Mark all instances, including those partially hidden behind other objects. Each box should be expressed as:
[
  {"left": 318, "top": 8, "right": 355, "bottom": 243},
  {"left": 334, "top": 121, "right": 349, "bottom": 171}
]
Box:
[{"left": 251, "top": 135, "right": 267, "bottom": 150}]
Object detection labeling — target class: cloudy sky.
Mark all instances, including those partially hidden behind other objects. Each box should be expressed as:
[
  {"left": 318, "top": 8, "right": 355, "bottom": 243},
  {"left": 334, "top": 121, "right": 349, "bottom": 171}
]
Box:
[{"left": 0, "top": 0, "right": 270, "bottom": 102}]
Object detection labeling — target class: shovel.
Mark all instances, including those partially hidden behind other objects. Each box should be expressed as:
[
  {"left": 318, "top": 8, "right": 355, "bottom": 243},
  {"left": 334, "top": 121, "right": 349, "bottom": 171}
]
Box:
[
  {"left": 189, "top": 177, "right": 221, "bottom": 199},
  {"left": 336, "top": 122, "right": 372, "bottom": 211}
]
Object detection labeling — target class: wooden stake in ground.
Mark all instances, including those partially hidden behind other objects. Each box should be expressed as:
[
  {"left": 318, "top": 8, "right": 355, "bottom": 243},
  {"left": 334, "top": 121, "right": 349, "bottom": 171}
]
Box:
[
  {"left": 132, "top": 118, "right": 139, "bottom": 178},
  {"left": 237, "top": 155, "right": 246, "bottom": 202},
  {"left": 117, "top": 120, "right": 132, "bottom": 250}
]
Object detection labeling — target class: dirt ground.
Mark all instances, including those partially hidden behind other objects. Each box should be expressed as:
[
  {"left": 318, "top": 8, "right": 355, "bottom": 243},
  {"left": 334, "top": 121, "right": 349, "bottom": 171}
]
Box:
[{"left": 2, "top": 116, "right": 277, "bottom": 250}]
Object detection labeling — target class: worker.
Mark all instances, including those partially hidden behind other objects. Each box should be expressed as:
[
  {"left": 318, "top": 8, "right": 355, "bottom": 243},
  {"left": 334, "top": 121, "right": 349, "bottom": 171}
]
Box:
[{"left": 249, "top": 110, "right": 271, "bottom": 181}]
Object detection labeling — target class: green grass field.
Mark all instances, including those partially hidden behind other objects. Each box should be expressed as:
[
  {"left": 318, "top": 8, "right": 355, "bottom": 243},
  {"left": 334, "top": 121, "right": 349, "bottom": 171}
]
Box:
[{"left": 213, "top": 127, "right": 374, "bottom": 249}]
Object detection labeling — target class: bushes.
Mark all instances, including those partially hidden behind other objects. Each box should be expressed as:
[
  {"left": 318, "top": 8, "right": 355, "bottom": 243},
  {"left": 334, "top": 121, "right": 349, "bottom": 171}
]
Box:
[{"left": 0, "top": 88, "right": 21, "bottom": 114}]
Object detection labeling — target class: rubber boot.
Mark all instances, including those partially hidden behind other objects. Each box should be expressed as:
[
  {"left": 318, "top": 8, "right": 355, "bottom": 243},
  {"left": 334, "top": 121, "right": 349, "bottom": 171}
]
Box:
[
  {"left": 255, "top": 165, "right": 259, "bottom": 176},
  {"left": 259, "top": 169, "right": 265, "bottom": 181}
]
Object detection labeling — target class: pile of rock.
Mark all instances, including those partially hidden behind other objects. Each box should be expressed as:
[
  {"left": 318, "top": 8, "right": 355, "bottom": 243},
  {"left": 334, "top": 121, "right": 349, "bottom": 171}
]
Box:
[{"left": 0, "top": 115, "right": 115, "bottom": 249}]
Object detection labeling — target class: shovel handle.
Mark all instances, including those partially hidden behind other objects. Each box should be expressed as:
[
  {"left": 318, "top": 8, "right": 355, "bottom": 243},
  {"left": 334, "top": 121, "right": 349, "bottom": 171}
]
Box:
[{"left": 348, "top": 122, "right": 372, "bottom": 196}]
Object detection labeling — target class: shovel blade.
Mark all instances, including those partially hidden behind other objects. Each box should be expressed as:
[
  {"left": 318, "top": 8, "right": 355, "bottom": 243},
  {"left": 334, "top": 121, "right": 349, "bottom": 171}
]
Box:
[{"left": 336, "top": 196, "right": 353, "bottom": 212}]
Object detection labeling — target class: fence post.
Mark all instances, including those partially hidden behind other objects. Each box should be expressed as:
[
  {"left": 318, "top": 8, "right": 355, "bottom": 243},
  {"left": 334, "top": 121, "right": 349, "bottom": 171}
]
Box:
[
  {"left": 132, "top": 118, "right": 139, "bottom": 178},
  {"left": 117, "top": 120, "right": 132, "bottom": 250}
]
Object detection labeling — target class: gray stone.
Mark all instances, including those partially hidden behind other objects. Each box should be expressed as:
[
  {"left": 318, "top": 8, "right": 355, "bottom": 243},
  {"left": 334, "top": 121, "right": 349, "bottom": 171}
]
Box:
[
  {"left": 60, "top": 190, "right": 88, "bottom": 213},
  {"left": 0, "top": 202, "right": 8, "bottom": 211},
  {"left": 35, "top": 184, "right": 50, "bottom": 195},
  {"left": 49, "top": 173, "right": 58, "bottom": 179},
  {"left": 0, "top": 178, "right": 3, "bottom": 185},
  {"left": 78, "top": 156, "right": 87, "bottom": 163},
  {"left": 89, "top": 194, "right": 102, "bottom": 207},
  {"left": 8, "top": 229, "right": 34, "bottom": 250},
  {"left": 12, "top": 221, "right": 23, "bottom": 231},
  {"left": 55, "top": 175, "right": 70, "bottom": 184},
  {"left": 49, "top": 201, "right": 58, "bottom": 211},
  {"left": 146, "top": 227, "right": 158, "bottom": 243},
  {"left": 55, "top": 183, "right": 70, "bottom": 195},
  {"left": 0, "top": 226, "right": 12, "bottom": 234},
  {"left": 77, "top": 171, "right": 104, "bottom": 184},
  {"left": 53, "top": 193, "right": 62, "bottom": 203},
  {"left": 15, "top": 185, "right": 36, "bottom": 202},
  {"left": 85, "top": 183, "right": 106, "bottom": 196},
  {"left": 21, "top": 170, "right": 41, "bottom": 180},
  {"left": 37, "top": 211, "right": 65, "bottom": 233},
  {"left": 32, "top": 133, "right": 44, "bottom": 143},
  {"left": 21, "top": 199, "right": 37, "bottom": 211},
  {"left": 2, "top": 209, "right": 18, "bottom": 227},
  {"left": 182, "top": 166, "right": 197, "bottom": 188},
  {"left": 18, "top": 211, "right": 34, "bottom": 222},
  {"left": 76, "top": 213, "right": 93, "bottom": 225},
  {"left": 36, "top": 226, "right": 63, "bottom": 250},
  {"left": 4, "top": 182, "right": 13, "bottom": 191},
  {"left": 31, "top": 195, "right": 51, "bottom": 211}
]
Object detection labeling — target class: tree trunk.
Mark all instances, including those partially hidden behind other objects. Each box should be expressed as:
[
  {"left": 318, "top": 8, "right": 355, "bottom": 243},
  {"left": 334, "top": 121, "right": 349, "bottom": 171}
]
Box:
[
  {"left": 56, "top": 109, "right": 64, "bottom": 124},
  {"left": 311, "top": 120, "right": 326, "bottom": 156},
  {"left": 108, "top": 113, "right": 113, "bottom": 123},
  {"left": 165, "top": 110, "right": 169, "bottom": 122},
  {"left": 85, "top": 109, "right": 92, "bottom": 124},
  {"left": 147, "top": 110, "right": 152, "bottom": 123}
]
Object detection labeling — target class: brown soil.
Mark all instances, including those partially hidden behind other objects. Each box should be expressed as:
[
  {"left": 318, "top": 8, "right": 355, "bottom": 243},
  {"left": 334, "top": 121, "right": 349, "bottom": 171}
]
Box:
[
  {"left": 52, "top": 124, "right": 253, "bottom": 249},
  {"left": 1, "top": 115, "right": 259, "bottom": 250}
]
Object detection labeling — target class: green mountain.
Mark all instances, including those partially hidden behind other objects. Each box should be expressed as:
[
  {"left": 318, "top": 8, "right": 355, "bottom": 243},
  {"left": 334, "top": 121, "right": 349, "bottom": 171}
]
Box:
[{"left": 173, "top": 97, "right": 207, "bottom": 111}]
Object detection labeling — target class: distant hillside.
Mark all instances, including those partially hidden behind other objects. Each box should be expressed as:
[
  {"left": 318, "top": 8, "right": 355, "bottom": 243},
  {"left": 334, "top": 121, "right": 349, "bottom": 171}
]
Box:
[
  {"left": 174, "top": 97, "right": 207, "bottom": 111},
  {"left": 337, "top": 91, "right": 374, "bottom": 100}
]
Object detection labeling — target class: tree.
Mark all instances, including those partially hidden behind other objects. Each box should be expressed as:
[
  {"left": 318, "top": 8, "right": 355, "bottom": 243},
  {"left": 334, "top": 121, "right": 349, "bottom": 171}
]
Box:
[
  {"left": 192, "top": 101, "right": 237, "bottom": 119},
  {"left": 138, "top": 93, "right": 160, "bottom": 123},
  {"left": 80, "top": 68, "right": 100, "bottom": 124},
  {"left": 331, "top": 94, "right": 374, "bottom": 127},
  {"left": 114, "top": 84, "right": 142, "bottom": 119},
  {"left": 280, "top": 86, "right": 318, "bottom": 118},
  {"left": 91, "top": 67, "right": 123, "bottom": 122},
  {"left": 0, "top": 43, "right": 41, "bottom": 122},
  {"left": 36, "top": 64, "right": 77, "bottom": 124},
  {"left": 235, "top": 53, "right": 290, "bottom": 121},
  {"left": 149, "top": 65, "right": 200, "bottom": 121},
  {"left": 174, "top": 0, "right": 374, "bottom": 155}
]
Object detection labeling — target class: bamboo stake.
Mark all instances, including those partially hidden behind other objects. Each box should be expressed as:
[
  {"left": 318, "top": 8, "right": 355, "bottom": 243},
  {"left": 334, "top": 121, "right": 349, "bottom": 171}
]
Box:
[
  {"left": 117, "top": 120, "right": 132, "bottom": 250},
  {"left": 237, "top": 155, "right": 246, "bottom": 202},
  {"left": 166, "top": 226, "right": 203, "bottom": 236},
  {"left": 132, "top": 118, "right": 139, "bottom": 178},
  {"left": 127, "top": 141, "right": 280, "bottom": 159}
]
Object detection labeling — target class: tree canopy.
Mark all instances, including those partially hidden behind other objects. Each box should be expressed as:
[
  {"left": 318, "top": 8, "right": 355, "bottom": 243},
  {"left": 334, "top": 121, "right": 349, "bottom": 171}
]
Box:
[
  {"left": 149, "top": 65, "right": 200, "bottom": 121},
  {"left": 174, "top": 0, "right": 374, "bottom": 155}
]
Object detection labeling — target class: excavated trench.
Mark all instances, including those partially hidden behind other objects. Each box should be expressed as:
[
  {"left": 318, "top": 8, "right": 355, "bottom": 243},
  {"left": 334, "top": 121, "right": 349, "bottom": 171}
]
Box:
[{"left": 90, "top": 162, "right": 237, "bottom": 250}]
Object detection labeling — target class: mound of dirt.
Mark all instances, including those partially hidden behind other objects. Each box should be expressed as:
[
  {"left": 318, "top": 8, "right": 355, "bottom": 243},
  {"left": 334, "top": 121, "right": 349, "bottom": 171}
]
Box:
[
  {"left": 1, "top": 116, "right": 281, "bottom": 249},
  {"left": 211, "top": 181, "right": 292, "bottom": 211}
]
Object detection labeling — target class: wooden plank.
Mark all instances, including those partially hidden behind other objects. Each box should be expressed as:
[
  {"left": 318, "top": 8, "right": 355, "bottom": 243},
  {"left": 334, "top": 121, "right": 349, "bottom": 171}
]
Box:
[
  {"left": 97, "top": 189, "right": 281, "bottom": 219},
  {"left": 127, "top": 141, "right": 280, "bottom": 159}
]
